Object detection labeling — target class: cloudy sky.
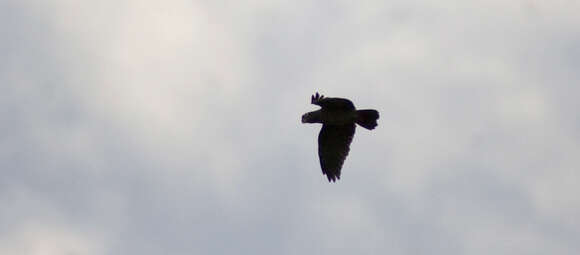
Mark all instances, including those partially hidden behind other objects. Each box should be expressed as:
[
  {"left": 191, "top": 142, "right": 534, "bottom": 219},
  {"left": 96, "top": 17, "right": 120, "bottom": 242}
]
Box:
[{"left": 2, "top": 0, "right": 579, "bottom": 254}]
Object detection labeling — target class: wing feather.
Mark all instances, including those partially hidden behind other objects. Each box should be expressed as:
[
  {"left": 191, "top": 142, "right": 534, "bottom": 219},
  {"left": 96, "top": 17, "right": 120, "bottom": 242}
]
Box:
[{"left": 318, "top": 124, "right": 356, "bottom": 182}]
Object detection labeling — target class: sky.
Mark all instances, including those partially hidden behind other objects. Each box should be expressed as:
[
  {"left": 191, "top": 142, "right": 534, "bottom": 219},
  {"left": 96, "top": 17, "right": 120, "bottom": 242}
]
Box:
[{"left": 1, "top": 0, "right": 579, "bottom": 254}]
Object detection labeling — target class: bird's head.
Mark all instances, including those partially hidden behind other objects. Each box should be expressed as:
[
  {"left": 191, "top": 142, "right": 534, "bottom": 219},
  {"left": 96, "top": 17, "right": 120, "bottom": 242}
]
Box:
[{"left": 301, "top": 110, "right": 322, "bottom": 124}]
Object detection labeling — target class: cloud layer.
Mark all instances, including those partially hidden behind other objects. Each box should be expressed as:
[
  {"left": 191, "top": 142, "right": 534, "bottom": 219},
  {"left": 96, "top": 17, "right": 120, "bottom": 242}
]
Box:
[{"left": 2, "top": 1, "right": 579, "bottom": 254}]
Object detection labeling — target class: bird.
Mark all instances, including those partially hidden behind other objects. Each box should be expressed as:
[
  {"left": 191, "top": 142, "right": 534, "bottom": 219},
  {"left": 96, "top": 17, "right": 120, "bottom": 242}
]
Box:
[{"left": 302, "top": 92, "right": 379, "bottom": 182}]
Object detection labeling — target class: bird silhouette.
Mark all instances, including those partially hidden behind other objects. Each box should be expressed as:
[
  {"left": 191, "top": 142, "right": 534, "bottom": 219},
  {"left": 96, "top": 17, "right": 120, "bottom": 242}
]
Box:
[{"left": 302, "top": 92, "right": 379, "bottom": 182}]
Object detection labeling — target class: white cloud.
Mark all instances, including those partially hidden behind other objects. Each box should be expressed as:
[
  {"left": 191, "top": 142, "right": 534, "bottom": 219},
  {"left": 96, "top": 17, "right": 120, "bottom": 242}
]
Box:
[
  {"left": 2, "top": 0, "right": 579, "bottom": 254},
  {"left": 0, "top": 226, "right": 103, "bottom": 255}
]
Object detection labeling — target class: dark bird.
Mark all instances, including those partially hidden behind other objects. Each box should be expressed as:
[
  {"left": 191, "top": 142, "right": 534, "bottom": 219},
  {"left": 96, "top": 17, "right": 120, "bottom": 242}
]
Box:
[{"left": 302, "top": 92, "right": 379, "bottom": 182}]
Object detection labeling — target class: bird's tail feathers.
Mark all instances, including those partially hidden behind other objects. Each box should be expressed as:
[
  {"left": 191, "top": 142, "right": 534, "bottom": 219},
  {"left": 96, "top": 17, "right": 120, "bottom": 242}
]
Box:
[{"left": 356, "top": 109, "right": 379, "bottom": 130}]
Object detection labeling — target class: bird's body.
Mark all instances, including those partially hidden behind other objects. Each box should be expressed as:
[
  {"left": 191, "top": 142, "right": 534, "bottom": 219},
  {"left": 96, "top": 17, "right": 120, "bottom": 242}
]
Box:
[{"left": 302, "top": 93, "right": 379, "bottom": 182}]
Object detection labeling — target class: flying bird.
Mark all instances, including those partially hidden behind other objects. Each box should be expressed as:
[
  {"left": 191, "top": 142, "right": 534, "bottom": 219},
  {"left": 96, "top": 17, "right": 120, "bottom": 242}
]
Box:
[{"left": 302, "top": 92, "right": 379, "bottom": 182}]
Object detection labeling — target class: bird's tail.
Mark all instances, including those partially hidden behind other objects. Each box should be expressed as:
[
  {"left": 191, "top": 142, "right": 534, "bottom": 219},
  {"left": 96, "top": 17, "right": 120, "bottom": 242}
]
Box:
[{"left": 356, "top": 109, "right": 379, "bottom": 130}]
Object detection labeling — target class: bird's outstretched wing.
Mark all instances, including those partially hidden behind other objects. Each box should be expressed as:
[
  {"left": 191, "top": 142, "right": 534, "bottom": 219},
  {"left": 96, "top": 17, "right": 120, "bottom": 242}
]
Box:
[
  {"left": 318, "top": 123, "right": 356, "bottom": 182},
  {"left": 311, "top": 92, "right": 355, "bottom": 111}
]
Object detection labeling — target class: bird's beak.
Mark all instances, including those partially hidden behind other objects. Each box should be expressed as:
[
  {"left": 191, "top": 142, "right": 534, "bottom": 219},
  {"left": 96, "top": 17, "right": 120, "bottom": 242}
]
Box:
[{"left": 301, "top": 114, "right": 307, "bottom": 123}]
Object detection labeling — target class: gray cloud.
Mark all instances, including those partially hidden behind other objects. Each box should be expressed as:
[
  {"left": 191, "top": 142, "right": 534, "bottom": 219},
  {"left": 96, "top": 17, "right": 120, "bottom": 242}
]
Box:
[{"left": 1, "top": 1, "right": 579, "bottom": 254}]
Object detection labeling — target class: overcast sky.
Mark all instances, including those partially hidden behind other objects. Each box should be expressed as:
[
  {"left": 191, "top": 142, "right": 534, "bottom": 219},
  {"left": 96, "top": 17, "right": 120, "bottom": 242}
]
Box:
[{"left": 1, "top": 1, "right": 579, "bottom": 254}]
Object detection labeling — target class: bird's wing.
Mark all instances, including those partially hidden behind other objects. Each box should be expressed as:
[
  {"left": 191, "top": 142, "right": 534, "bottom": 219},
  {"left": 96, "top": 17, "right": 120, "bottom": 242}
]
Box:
[
  {"left": 311, "top": 93, "right": 355, "bottom": 111},
  {"left": 318, "top": 123, "right": 356, "bottom": 182},
  {"left": 320, "top": 98, "right": 355, "bottom": 111}
]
